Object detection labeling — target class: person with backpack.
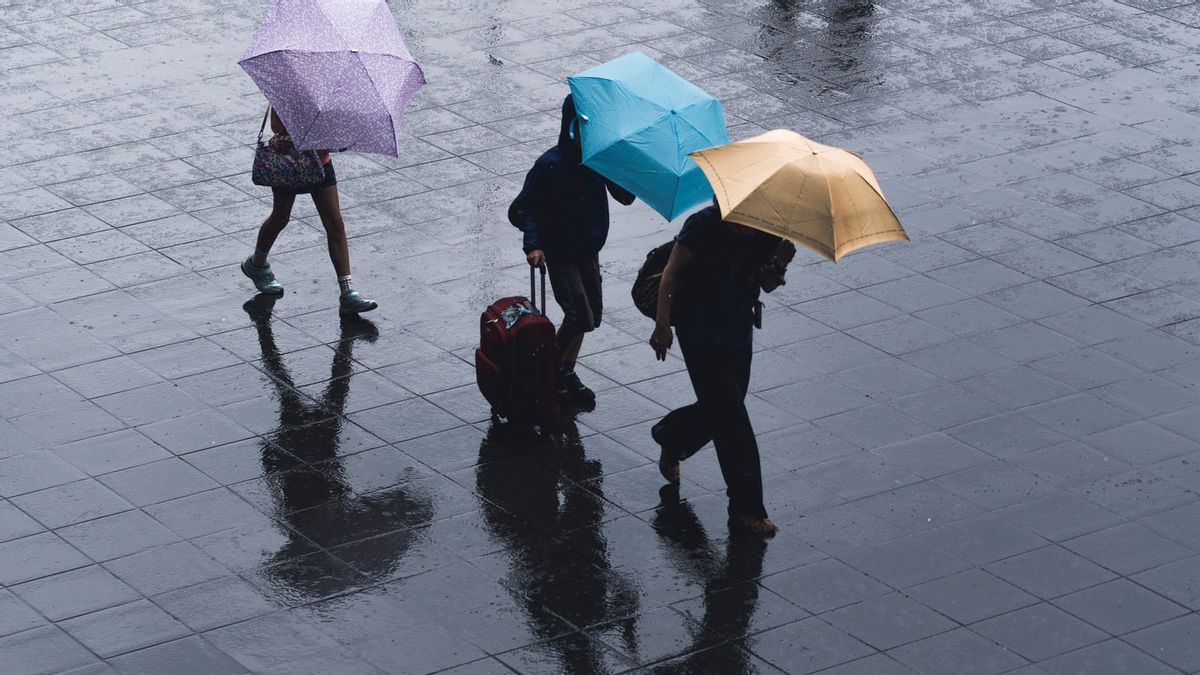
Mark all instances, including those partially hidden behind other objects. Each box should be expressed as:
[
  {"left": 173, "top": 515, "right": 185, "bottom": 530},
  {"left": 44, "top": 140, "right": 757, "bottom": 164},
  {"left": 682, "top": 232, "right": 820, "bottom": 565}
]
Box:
[
  {"left": 509, "top": 94, "right": 636, "bottom": 406},
  {"left": 648, "top": 200, "right": 788, "bottom": 537},
  {"left": 241, "top": 109, "right": 378, "bottom": 316}
]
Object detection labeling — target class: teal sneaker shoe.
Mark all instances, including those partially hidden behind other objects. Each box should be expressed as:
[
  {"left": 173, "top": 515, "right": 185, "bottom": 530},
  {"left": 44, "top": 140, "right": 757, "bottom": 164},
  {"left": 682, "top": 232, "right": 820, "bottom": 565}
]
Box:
[
  {"left": 339, "top": 290, "right": 378, "bottom": 315},
  {"left": 241, "top": 258, "right": 283, "bottom": 294}
]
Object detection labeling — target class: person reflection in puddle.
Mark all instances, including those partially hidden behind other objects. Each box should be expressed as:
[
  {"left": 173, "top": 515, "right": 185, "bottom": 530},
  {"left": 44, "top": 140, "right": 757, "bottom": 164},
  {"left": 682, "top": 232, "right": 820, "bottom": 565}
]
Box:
[
  {"left": 650, "top": 486, "right": 769, "bottom": 674},
  {"left": 244, "top": 295, "right": 431, "bottom": 591},
  {"left": 475, "top": 418, "right": 640, "bottom": 671},
  {"left": 757, "top": 0, "right": 880, "bottom": 95}
]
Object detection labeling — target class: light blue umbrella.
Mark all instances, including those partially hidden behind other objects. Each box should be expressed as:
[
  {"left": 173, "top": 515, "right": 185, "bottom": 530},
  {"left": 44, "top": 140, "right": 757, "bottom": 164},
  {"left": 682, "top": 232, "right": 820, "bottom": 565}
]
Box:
[{"left": 568, "top": 52, "right": 729, "bottom": 221}]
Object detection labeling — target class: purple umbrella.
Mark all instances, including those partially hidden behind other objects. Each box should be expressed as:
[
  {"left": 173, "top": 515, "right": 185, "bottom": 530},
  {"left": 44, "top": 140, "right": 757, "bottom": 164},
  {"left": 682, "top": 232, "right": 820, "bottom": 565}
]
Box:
[{"left": 239, "top": 0, "right": 425, "bottom": 157}]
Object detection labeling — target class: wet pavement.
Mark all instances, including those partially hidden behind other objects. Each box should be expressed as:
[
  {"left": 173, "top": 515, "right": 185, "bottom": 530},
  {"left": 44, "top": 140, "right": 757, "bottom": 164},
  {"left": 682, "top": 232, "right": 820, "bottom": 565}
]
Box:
[{"left": 2, "top": 0, "right": 1200, "bottom": 672}]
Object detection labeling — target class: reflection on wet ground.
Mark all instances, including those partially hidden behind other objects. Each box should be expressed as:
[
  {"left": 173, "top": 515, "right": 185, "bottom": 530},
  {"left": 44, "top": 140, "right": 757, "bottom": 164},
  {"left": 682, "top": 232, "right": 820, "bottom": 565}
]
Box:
[{"left": 3, "top": 0, "right": 1200, "bottom": 671}]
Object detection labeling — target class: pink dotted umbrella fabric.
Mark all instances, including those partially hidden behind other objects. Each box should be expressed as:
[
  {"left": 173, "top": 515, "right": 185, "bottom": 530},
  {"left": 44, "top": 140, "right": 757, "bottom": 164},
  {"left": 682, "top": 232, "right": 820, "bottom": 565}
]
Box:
[{"left": 239, "top": 0, "right": 425, "bottom": 157}]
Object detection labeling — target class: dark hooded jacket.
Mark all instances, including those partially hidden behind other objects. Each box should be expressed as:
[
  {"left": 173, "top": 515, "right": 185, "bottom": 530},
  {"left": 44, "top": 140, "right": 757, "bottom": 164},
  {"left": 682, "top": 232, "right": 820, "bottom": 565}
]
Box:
[{"left": 508, "top": 95, "right": 636, "bottom": 259}]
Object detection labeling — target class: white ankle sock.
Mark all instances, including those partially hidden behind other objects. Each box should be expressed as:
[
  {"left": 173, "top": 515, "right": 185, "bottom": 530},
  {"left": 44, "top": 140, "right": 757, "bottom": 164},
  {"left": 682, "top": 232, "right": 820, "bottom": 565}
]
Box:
[{"left": 338, "top": 275, "right": 353, "bottom": 293}]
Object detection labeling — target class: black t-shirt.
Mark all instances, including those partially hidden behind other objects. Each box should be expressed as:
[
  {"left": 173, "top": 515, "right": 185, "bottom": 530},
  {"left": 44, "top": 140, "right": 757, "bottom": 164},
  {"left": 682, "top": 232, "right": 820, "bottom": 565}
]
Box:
[{"left": 674, "top": 206, "right": 781, "bottom": 346}]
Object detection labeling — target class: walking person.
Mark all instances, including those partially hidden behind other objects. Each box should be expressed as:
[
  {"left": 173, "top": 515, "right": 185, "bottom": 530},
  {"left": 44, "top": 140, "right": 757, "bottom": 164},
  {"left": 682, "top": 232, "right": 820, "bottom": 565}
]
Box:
[
  {"left": 241, "top": 109, "right": 378, "bottom": 315},
  {"left": 509, "top": 94, "right": 636, "bottom": 406},
  {"left": 648, "top": 201, "right": 784, "bottom": 537}
]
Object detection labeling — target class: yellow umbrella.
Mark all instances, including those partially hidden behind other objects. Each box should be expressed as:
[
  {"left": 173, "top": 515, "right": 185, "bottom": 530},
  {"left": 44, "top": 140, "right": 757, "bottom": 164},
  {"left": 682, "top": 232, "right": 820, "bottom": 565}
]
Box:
[{"left": 689, "top": 129, "right": 908, "bottom": 261}]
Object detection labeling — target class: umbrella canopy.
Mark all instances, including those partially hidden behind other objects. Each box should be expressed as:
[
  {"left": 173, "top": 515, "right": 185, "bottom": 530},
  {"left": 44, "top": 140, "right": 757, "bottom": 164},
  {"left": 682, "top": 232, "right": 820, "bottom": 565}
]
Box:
[
  {"left": 690, "top": 129, "right": 908, "bottom": 261},
  {"left": 239, "top": 0, "right": 425, "bottom": 157},
  {"left": 568, "top": 52, "right": 728, "bottom": 222}
]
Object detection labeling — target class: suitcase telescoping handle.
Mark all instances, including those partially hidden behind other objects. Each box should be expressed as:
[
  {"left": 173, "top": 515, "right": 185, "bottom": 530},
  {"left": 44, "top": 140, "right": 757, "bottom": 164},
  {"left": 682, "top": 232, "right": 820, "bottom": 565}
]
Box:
[{"left": 530, "top": 263, "right": 547, "bottom": 315}]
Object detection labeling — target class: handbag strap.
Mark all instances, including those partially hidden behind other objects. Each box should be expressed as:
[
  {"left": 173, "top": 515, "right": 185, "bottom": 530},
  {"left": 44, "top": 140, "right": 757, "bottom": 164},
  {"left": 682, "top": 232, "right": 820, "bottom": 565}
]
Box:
[{"left": 256, "top": 105, "right": 271, "bottom": 144}]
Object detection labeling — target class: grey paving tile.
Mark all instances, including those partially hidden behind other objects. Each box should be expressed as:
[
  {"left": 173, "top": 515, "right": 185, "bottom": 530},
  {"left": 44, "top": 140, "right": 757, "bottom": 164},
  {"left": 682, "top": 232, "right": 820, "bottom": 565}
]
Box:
[
  {"left": 892, "top": 384, "right": 1005, "bottom": 430},
  {"left": 1103, "top": 332, "right": 1200, "bottom": 371},
  {"left": 0, "top": 500, "right": 49, "bottom": 544},
  {"left": 908, "top": 567, "right": 1038, "bottom": 625},
  {"left": 59, "top": 599, "right": 190, "bottom": 659},
  {"left": 1011, "top": 442, "right": 1131, "bottom": 488},
  {"left": 986, "top": 545, "right": 1117, "bottom": 600},
  {"left": 56, "top": 509, "right": 180, "bottom": 562},
  {"left": 153, "top": 575, "right": 277, "bottom": 632},
  {"left": 1053, "top": 578, "right": 1187, "bottom": 636},
  {"left": 1039, "top": 639, "right": 1182, "bottom": 675},
  {"left": 1082, "top": 422, "right": 1195, "bottom": 467},
  {"left": 824, "top": 592, "right": 957, "bottom": 651},
  {"left": 103, "top": 541, "right": 227, "bottom": 597},
  {"left": 796, "top": 291, "right": 903, "bottom": 330},
  {"left": 98, "top": 458, "right": 219, "bottom": 508},
  {"left": 1028, "top": 348, "right": 1144, "bottom": 390},
  {"left": 900, "top": 338, "right": 1016, "bottom": 381},
  {"left": 814, "top": 404, "right": 934, "bottom": 450},
  {"left": 796, "top": 453, "right": 921, "bottom": 500},
  {"left": 747, "top": 617, "right": 876, "bottom": 674},
  {"left": 972, "top": 603, "right": 1108, "bottom": 663},
  {"left": 10, "top": 479, "right": 132, "bottom": 529},
  {"left": 948, "top": 412, "right": 1069, "bottom": 459},
  {"left": 0, "top": 532, "right": 91, "bottom": 586},
  {"left": 959, "top": 366, "right": 1076, "bottom": 409},
  {"left": 1070, "top": 470, "right": 1197, "bottom": 520},
  {"left": 103, "top": 636, "right": 249, "bottom": 675},
  {"left": 813, "top": 653, "right": 916, "bottom": 675},
  {"left": 54, "top": 429, "right": 173, "bottom": 477},
  {"left": 1062, "top": 522, "right": 1195, "bottom": 577},
  {"left": 760, "top": 558, "right": 891, "bottom": 615},
  {"left": 870, "top": 433, "right": 991, "bottom": 479},
  {"left": 841, "top": 536, "right": 971, "bottom": 589},
  {"left": 972, "top": 322, "right": 1081, "bottom": 363},
  {"left": 888, "top": 628, "right": 1029, "bottom": 675},
  {"left": 0, "top": 590, "right": 48, "bottom": 638},
  {"left": 1021, "top": 394, "right": 1138, "bottom": 438},
  {"left": 0, "top": 626, "right": 97, "bottom": 675},
  {"left": 856, "top": 481, "right": 986, "bottom": 534},
  {"left": 1125, "top": 614, "right": 1200, "bottom": 674},
  {"left": 11, "top": 564, "right": 139, "bottom": 622},
  {"left": 935, "top": 460, "right": 1057, "bottom": 511},
  {"left": 999, "top": 491, "right": 1124, "bottom": 542},
  {"left": 0, "top": 452, "right": 88, "bottom": 499}
]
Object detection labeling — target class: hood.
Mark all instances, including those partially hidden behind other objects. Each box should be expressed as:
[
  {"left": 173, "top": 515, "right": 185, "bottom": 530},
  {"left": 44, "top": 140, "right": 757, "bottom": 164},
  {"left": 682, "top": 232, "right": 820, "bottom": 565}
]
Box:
[{"left": 558, "top": 94, "right": 581, "bottom": 161}]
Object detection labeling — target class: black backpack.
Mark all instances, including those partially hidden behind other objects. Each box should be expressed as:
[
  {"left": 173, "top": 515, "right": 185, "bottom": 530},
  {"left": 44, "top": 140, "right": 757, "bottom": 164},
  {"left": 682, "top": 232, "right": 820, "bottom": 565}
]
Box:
[
  {"left": 631, "top": 240, "right": 675, "bottom": 321},
  {"left": 632, "top": 237, "right": 796, "bottom": 323}
]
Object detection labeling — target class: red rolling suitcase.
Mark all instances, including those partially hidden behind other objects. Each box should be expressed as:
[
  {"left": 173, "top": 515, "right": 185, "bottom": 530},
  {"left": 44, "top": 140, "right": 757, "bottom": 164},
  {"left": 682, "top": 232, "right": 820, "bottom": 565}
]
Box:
[{"left": 476, "top": 265, "right": 558, "bottom": 426}]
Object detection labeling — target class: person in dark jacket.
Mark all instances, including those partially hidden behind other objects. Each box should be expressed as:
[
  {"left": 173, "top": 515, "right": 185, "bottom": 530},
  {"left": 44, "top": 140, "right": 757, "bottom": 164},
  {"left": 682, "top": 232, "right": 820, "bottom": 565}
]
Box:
[
  {"left": 648, "top": 202, "right": 783, "bottom": 537},
  {"left": 509, "top": 95, "right": 636, "bottom": 405}
]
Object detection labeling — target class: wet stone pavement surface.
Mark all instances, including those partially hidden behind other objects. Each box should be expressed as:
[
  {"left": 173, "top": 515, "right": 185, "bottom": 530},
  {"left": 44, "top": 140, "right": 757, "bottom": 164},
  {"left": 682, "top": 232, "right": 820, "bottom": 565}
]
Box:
[{"left": 2, "top": 0, "right": 1200, "bottom": 672}]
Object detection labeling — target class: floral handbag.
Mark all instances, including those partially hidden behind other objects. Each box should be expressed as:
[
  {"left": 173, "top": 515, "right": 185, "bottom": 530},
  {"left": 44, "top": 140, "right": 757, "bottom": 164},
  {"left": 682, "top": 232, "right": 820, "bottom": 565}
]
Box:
[{"left": 251, "top": 107, "right": 326, "bottom": 189}]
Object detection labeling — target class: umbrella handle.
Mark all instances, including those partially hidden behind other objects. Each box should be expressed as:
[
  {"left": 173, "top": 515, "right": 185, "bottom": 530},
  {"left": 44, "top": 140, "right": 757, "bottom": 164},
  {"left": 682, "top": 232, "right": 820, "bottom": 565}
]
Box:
[
  {"left": 568, "top": 115, "right": 588, "bottom": 142},
  {"left": 257, "top": 105, "right": 271, "bottom": 145}
]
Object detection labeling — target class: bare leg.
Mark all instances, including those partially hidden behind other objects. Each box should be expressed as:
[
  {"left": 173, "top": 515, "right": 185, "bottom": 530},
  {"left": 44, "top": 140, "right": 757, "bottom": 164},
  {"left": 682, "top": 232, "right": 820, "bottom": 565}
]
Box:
[
  {"left": 558, "top": 329, "right": 585, "bottom": 367},
  {"left": 310, "top": 185, "right": 351, "bottom": 277},
  {"left": 256, "top": 189, "right": 297, "bottom": 254}
]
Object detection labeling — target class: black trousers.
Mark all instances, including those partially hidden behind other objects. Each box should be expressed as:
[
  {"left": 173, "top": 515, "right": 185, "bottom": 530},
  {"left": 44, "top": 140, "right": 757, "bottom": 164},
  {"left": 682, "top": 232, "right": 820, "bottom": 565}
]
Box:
[{"left": 656, "top": 332, "right": 767, "bottom": 519}]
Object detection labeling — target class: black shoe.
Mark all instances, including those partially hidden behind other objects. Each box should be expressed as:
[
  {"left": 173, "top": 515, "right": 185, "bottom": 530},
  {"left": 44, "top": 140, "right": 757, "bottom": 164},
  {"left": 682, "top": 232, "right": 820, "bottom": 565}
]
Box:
[
  {"left": 652, "top": 423, "right": 681, "bottom": 484},
  {"left": 559, "top": 370, "right": 595, "bottom": 404}
]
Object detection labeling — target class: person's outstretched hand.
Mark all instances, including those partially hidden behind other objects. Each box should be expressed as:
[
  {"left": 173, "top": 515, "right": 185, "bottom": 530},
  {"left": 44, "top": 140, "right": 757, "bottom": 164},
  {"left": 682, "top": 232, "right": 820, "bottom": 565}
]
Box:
[
  {"left": 526, "top": 250, "right": 545, "bottom": 267},
  {"left": 650, "top": 324, "right": 673, "bottom": 361}
]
